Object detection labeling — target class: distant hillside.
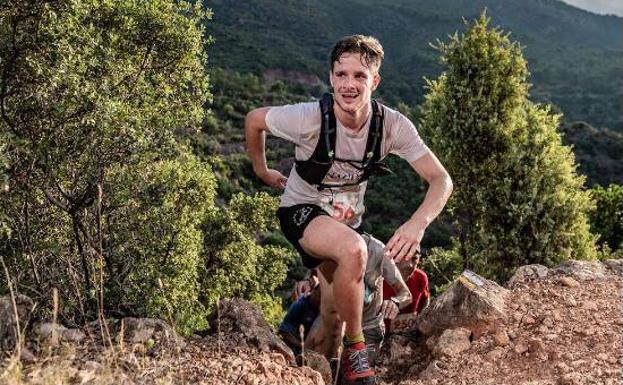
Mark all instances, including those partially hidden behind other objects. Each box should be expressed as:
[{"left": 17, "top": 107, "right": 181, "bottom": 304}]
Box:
[
  {"left": 205, "top": 0, "right": 623, "bottom": 131},
  {"left": 561, "top": 122, "right": 623, "bottom": 186}
]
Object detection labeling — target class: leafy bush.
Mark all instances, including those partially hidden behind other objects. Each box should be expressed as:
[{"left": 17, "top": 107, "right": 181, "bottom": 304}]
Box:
[
  {"left": 419, "top": 14, "right": 596, "bottom": 282},
  {"left": 420, "top": 246, "right": 463, "bottom": 296},
  {"left": 589, "top": 184, "right": 623, "bottom": 256},
  {"left": 105, "top": 153, "right": 216, "bottom": 334},
  {"left": 200, "top": 192, "right": 295, "bottom": 327}
]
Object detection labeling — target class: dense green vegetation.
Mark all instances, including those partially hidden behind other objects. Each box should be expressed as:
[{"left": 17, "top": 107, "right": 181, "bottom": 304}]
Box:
[
  {"left": 561, "top": 122, "right": 623, "bottom": 187},
  {"left": 590, "top": 185, "right": 623, "bottom": 255},
  {"left": 1, "top": 0, "right": 621, "bottom": 336},
  {"left": 0, "top": 0, "right": 293, "bottom": 333},
  {"left": 205, "top": 0, "right": 623, "bottom": 132},
  {"left": 420, "top": 15, "right": 596, "bottom": 283}
]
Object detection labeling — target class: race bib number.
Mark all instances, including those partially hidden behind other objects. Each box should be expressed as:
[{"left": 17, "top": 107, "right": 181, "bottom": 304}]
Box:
[
  {"left": 389, "top": 313, "right": 418, "bottom": 333},
  {"left": 319, "top": 189, "right": 361, "bottom": 225}
]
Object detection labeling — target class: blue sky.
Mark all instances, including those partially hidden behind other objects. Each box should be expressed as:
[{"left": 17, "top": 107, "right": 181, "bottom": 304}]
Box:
[{"left": 560, "top": 0, "right": 623, "bottom": 17}]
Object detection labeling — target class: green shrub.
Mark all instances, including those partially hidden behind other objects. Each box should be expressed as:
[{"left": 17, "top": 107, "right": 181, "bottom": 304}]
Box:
[
  {"left": 200, "top": 192, "right": 296, "bottom": 326},
  {"left": 590, "top": 184, "right": 623, "bottom": 255},
  {"left": 105, "top": 153, "right": 216, "bottom": 334},
  {"left": 420, "top": 14, "right": 596, "bottom": 282}
]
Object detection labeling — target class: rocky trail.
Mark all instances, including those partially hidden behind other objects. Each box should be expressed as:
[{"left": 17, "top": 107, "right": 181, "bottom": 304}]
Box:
[{"left": 1, "top": 260, "right": 621, "bottom": 385}]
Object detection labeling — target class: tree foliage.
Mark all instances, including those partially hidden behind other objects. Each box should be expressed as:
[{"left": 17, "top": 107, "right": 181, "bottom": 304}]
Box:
[
  {"left": 419, "top": 14, "right": 596, "bottom": 282},
  {"left": 589, "top": 184, "right": 623, "bottom": 255},
  {"left": 207, "top": 0, "right": 623, "bottom": 132},
  {"left": 200, "top": 192, "right": 295, "bottom": 326},
  {"left": 0, "top": 0, "right": 210, "bottom": 325},
  {"left": 0, "top": 0, "right": 293, "bottom": 333}
]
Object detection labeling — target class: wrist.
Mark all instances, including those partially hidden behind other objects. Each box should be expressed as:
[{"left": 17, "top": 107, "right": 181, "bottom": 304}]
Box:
[
  {"left": 254, "top": 166, "right": 269, "bottom": 178},
  {"left": 390, "top": 297, "right": 400, "bottom": 308},
  {"left": 408, "top": 214, "right": 430, "bottom": 228}
]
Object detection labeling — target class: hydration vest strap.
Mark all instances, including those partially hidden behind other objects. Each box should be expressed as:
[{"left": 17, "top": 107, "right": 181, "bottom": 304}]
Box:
[{"left": 295, "top": 92, "right": 390, "bottom": 188}]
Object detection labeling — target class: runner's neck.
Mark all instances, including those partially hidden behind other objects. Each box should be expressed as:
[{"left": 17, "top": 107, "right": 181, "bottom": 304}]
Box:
[{"left": 334, "top": 102, "right": 371, "bottom": 132}]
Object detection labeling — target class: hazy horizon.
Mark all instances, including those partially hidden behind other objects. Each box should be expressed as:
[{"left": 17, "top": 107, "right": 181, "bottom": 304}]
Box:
[{"left": 560, "top": 0, "right": 623, "bottom": 17}]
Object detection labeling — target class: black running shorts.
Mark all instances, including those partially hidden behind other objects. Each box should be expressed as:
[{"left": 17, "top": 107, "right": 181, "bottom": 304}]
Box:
[
  {"left": 277, "top": 203, "right": 365, "bottom": 269},
  {"left": 277, "top": 204, "right": 329, "bottom": 269}
]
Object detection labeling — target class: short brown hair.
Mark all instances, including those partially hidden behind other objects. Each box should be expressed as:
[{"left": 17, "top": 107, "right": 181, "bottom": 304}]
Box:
[{"left": 330, "top": 35, "right": 384, "bottom": 73}]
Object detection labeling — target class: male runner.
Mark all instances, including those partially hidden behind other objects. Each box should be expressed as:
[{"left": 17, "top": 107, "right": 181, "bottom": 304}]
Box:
[{"left": 246, "top": 35, "right": 452, "bottom": 384}]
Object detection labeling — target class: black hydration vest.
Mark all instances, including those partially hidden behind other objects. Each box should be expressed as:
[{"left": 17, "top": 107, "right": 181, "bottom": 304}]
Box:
[{"left": 295, "top": 93, "right": 392, "bottom": 190}]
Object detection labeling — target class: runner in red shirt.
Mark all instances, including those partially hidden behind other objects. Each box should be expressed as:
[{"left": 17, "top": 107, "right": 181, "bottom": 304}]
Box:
[{"left": 383, "top": 254, "right": 430, "bottom": 333}]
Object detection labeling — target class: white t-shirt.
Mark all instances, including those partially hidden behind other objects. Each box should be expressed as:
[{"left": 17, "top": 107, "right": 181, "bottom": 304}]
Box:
[{"left": 266, "top": 100, "right": 430, "bottom": 227}]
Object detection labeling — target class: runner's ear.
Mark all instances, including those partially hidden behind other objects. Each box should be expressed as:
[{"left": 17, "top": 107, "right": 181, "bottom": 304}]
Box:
[{"left": 371, "top": 73, "right": 381, "bottom": 91}]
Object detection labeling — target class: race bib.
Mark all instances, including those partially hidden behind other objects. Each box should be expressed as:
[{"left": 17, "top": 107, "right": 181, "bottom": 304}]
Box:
[
  {"left": 389, "top": 312, "right": 418, "bottom": 333},
  {"left": 319, "top": 189, "right": 361, "bottom": 226}
]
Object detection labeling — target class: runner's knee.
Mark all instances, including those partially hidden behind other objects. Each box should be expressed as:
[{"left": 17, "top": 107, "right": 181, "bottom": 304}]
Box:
[{"left": 342, "top": 237, "right": 367, "bottom": 279}]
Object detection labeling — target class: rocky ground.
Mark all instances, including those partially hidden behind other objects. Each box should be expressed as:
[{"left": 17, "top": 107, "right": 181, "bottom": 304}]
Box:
[
  {"left": 378, "top": 260, "right": 623, "bottom": 385},
  {"left": 1, "top": 260, "right": 622, "bottom": 385}
]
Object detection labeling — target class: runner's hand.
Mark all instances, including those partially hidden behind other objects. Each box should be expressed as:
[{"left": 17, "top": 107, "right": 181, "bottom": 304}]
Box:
[
  {"left": 381, "top": 299, "right": 399, "bottom": 320},
  {"left": 293, "top": 280, "right": 311, "bottom": 301},
  {"left": 258, "top": 169, "right": 287, "bottom": 189},
  {"left": 384, "top": 218, "right": 425, "bottom": 262},
  {"left": 292, "top": 276, "right": 318, "bottom": 301}
]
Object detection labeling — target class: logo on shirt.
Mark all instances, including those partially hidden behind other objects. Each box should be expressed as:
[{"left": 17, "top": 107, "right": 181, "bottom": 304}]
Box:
[
  {"left": 324, "top": 162, "right": 364, "bottom": 183},
  {"left": 293, "top": 206, "right": 313, "bottom": 227}
]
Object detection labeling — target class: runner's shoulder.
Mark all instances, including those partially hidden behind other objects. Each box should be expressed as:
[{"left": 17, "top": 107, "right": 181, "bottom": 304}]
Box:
[
  {"left": 380, "top": 104, "right": 415, "bottom": 128},
  {"left": 269, "top": 100, "right": 319, "bottom": 116}
]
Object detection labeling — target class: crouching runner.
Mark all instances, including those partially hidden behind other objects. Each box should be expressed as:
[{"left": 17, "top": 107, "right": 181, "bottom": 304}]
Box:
[{"left": 278, "top": 233, "right": 411, "bottom": 366}]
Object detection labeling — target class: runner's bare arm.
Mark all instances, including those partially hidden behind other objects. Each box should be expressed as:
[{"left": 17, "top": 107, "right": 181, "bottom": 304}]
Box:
[
  {"left": 389, "top": 277, "right": 412, "bottom": 309},
  {"left": 385, "top": 152, "right": 452, "bottom": 261},
  {"left": 245, "top": 107, "right": 288, "bottom": 189}
]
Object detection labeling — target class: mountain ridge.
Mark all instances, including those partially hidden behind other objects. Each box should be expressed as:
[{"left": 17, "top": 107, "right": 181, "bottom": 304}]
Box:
[{"left": 205, "top": 0, "right": 623, "bottom": 131}]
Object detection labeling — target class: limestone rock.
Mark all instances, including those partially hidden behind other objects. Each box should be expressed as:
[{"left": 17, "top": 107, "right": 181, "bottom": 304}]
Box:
[
  {"left": 418, "top": 360, "right": 445, "bottom": 380},
  {"left": 416, "top": 270, "right": 509, "bottom": 337},
  {"left": 559, "top": 276, "right": 580, "bottom": 288},
  {"left": 581, "top": 301, "right": 598, "bottom": 311},
  {"left": 493, "top": 329, "right": 510, "bottom": 346},
  {"left": 117, "top": 317, "right": 186, "bottom": 351},
  {"left": 432, "top": 327, "right": 471, "bottom": 358},
  {"left": 529, "top": 338, "right": 545, "bottom": 353},
  {"left": 19, "top": 347, "right": 37, "bottom": 364},
  {"left": 553, "top": 260, "right": 608, "bottom": 281},
  {"left": 485, "top": 347, "right": 505, "bottom": 362},
  {"left": 387, "top": 334, "right": 412, "bottom": 359},
  {"left": 603, "top": 259, "right": 623, "bottom": 275},
  {"left": 0, "top": 294, "right": 34, "bottom": 351},
  {"left": 207, "top": 299, "right": 295, "bottom": 363},
  {"left": 507, "top": 264, "right": 549, "bottom": 288},
  {"left": 558, "top": 372, "right": 583, "bottom": 385},
  {"left": 299, "top": 366, "right": 325, "bottom": 385},
  {"left": 33, "top": 323, "right": 86, "bottom": 346},
  {"left": 300, "top": 349, "right": 331, "bottom": 385},
  {"left": 514, "top": 341, "right": 529, "bottom": 354}
]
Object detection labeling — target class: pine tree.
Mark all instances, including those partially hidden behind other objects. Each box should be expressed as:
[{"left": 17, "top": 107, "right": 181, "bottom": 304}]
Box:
[{"left": 420, "top": 14, "right": 596, "bottom": 281}]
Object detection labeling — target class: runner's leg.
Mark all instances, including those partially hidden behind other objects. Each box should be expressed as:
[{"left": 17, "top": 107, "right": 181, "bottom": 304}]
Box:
[{"left": 299, "top": 215, "right": 367, "bottom": 338}]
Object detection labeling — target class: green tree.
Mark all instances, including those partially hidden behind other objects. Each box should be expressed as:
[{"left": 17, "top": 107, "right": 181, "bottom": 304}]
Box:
[
  {"left": 0, "top": 0, "right": 211, "bottom": 321},
  {"left": 104, "top": 153, "right": 216, "bottom": 333},
  {"left": 589, "top": 184, "right": 623, "bottom": 255},
  {"left": 419, "top": 14, "right": 596, "bottom": 282},
  {"left": 200, "top": 192, "right": 296, "bottom": 326}
]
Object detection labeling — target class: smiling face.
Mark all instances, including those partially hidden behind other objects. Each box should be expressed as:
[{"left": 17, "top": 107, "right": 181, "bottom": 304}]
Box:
[{"left": 330, "top": 52, "right": 380, "bottom": 117}]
